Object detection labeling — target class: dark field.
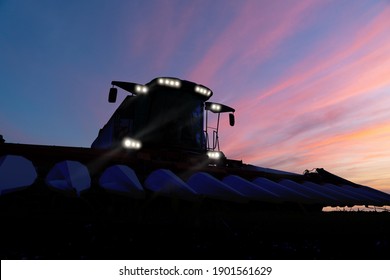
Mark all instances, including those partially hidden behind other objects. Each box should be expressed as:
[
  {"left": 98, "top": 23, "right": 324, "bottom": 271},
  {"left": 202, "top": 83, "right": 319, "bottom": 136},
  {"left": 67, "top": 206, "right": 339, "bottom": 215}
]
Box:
[{"left": 1, "top": 190, "right": 389, "bottom": 260}]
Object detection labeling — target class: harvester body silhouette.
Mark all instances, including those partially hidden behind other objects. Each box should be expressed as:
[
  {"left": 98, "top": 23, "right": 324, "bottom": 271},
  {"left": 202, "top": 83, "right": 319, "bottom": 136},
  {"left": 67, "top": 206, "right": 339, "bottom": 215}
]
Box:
[{"left": 1, "top": 77, "right": 389, "bottom": 213}]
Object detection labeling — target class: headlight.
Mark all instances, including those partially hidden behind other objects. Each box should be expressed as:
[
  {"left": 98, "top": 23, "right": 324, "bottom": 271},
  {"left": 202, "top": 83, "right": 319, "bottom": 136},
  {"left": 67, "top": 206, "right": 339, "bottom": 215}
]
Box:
[
  {"left": 195, "top": 85, "right": 211, "bottom": 96},
  {"left": 157, "top": 78, "right": 181, "bottom": 88},
  {"left": 207, "top": 151, "right": 222, "bottom": 159},
  {"left": 211, "top": 103, "right": 221, "bottom": 112},
  {"left": 135, "top": 85, "right": 148, "bottom": 94},
  {"left": 122, "top": 138, "right": 142, "bottom": 149}
]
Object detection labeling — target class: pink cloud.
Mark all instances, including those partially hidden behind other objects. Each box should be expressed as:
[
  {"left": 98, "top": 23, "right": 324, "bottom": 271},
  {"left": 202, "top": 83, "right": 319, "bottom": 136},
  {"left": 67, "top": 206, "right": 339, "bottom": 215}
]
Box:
[
  {"left": 126, "top": 1, "right": 202, "bottom": 72},
  {"left": 214, "top": 6, "right": 390, "bottom": 193},
  {"left": 234, "top": 5, "right": 390, "bottom": 111},
  {"left": 229, "top": 5, "right": 390, "bottom": 137},
  {"left": 187, "top": 0, "right": 324, "bottom": 85}
]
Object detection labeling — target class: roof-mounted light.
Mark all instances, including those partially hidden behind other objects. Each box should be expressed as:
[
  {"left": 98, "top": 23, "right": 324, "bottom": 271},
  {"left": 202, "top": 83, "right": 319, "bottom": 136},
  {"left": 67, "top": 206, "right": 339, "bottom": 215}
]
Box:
[
  {"left": 211, "top": 103, "right": 221, "bottom": 112},
  {"left": 122, "top": 138, "right": 142, "bottom": 150},
  {"left": 205, "top": 102, "right": 235, "bottom": 114},
  {"left": 195, "top": 85, "right": 211, "bottom": 97},
  {"left": 135, "top": 85, "right": 148, "bottom": 94},
  {"left": 157, "top": 78, "right": 181, "bottom": 88}
]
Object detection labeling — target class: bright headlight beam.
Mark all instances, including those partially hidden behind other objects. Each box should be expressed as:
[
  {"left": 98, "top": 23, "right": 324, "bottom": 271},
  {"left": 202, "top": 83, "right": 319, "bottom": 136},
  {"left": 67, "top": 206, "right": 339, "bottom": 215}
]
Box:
[
  {"left": 122, "top": 138, "right": 142, "bottom": 150},
  {"left": 207, "top": 151, "right": 221, "bottom": 159},
  {"left": 195, "top": 85, "right": 211, "bottom": 96},
  {"left": 211, "top": 104, "right": 221, "bottom": 111},
  {"left": 135, "top": 85, "right": 148, "bottom": 94},
  {"left": 157, "top": 78, "right": 181, "bottom": 88}
]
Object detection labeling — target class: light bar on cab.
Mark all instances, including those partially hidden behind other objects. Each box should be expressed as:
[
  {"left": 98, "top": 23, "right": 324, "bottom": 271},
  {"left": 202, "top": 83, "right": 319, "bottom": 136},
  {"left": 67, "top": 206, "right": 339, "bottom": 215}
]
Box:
[
  {"left": 122, "top": 137, "right": 142, "bottom": 150},
  {"left": 135, "top": 85, "right": 148, "bottom": 94},
  {"left": 195, "top": 85, "right": 212, "bottom": 97},
  {"left": 211, "top": 103, "right": 221, "bottom": 112},
  {"left": 158, "top": 78, "right": 181, "bottom": 88}
]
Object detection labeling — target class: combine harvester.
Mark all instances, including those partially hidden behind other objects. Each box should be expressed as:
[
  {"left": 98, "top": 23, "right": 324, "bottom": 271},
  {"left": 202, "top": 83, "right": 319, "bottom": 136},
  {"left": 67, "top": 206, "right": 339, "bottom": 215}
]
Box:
[{"left": 1, "top": 77, "right": 390, "bottom": 217}]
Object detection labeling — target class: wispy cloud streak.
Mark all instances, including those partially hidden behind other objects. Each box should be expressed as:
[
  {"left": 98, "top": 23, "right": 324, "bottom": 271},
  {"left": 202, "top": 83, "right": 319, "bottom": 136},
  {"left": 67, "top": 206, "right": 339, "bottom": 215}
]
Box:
[
  {"left": 187, "top": 0, "right": 324, "bottom": 85},
  {"left": 214, "top": 4, "right": 390, "bottom": 192}
]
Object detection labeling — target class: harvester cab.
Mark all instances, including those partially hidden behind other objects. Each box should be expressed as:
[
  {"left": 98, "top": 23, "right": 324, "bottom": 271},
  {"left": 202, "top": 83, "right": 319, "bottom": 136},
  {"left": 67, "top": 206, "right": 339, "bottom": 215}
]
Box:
[{"left": 92, "top": 77, "right": 235, "bottom": 162}]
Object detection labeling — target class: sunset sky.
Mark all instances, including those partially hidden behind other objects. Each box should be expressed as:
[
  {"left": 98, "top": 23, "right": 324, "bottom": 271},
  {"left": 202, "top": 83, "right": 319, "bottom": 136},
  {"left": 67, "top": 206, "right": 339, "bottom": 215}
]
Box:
[{"left": 1, "top": 0, "right": 389, "bottom": 194}]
